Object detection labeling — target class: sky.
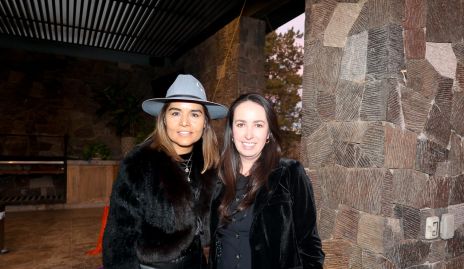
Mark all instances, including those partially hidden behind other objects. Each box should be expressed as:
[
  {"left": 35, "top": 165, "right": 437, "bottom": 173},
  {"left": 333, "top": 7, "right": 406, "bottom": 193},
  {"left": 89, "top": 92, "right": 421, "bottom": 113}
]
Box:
[
  {"left": 277, "top": 13, "right": 305, "bottom": 33},
  {"left": 276, "top": 13, "right": 305, "bottom": 46}
]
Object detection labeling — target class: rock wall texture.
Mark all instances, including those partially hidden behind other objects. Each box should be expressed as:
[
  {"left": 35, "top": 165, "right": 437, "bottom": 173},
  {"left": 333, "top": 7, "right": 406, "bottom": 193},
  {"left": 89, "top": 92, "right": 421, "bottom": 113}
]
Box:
[{"left": 302, "top": 0, "right": 464, "bottom": 268}]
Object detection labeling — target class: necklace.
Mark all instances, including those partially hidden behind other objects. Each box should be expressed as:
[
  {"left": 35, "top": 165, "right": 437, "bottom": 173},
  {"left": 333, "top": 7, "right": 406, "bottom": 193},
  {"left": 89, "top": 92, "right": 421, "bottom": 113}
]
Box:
[{"left": 179, "top": 152, "right": 193, "bottom": 182}]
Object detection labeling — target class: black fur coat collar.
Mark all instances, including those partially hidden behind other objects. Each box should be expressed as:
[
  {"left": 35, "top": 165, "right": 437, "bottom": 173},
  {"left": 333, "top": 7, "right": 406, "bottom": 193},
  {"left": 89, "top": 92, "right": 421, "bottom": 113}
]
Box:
[{"left": 103, "top": 141, "right": 215, "bottom": 267}]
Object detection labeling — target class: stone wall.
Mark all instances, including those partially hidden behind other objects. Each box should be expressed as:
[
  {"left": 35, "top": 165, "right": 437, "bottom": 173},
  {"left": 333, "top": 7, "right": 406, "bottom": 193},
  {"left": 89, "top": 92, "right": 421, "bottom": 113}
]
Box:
[
  {"left": 302, "top": 0, "right": 464, "bottom": 268},
  {"left": 0, "top": 50, "right": 155, "bottom": 159}
]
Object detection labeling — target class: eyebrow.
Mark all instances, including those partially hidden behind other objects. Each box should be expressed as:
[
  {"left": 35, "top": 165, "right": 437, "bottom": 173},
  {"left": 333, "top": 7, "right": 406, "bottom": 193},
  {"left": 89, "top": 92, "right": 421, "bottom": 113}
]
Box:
[
  {"left": 234, "top": 119, "right": 266, "bottom": 123},
  {"left": 167, "top": 107, "right": 204, "bottom": 114}
]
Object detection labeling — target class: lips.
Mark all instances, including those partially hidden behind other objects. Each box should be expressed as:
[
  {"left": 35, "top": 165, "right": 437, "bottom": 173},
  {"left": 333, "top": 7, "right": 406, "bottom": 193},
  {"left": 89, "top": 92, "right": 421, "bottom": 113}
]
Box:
[
  {"left": 241, "top": 141, "right": 256, "bottom": 149},
  {"left": 177, "top": 131, "right": 191, "bottom": 136}
]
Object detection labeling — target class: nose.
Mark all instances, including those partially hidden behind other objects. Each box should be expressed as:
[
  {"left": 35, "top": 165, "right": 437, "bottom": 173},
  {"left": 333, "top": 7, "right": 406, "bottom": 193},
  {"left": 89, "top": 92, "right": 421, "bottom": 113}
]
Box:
[
  {"left": 180, "top": 114, "right": 189, "bottom": 126},
  {"left": 245, "top": 126, "right": 253, "bottom": 139}
]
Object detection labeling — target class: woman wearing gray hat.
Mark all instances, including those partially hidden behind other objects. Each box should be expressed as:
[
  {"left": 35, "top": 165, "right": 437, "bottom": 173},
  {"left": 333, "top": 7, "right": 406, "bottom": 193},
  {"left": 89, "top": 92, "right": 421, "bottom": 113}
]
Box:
[{"left": 103, "top": 74, "right": 228, "bottom": 269}]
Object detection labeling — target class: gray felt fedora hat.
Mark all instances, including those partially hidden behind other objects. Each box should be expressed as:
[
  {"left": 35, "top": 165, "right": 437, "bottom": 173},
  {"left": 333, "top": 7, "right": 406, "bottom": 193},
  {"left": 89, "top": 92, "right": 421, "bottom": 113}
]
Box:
[{"left": 142, "top": 74, "right": 228, "bottom": 119}]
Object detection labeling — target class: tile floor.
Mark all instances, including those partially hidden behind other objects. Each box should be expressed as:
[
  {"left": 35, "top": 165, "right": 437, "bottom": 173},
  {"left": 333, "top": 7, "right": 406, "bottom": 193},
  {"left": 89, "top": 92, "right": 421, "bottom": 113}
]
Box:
[{"left": 0, "top": 207, "right": 104, "bottom": 269}]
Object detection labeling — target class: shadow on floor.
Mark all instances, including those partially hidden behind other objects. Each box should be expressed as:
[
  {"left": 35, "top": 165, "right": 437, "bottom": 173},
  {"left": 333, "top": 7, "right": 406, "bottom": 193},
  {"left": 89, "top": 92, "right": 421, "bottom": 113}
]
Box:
[{"left": 0, "top": 207, "right": 103, "bottom": 269}]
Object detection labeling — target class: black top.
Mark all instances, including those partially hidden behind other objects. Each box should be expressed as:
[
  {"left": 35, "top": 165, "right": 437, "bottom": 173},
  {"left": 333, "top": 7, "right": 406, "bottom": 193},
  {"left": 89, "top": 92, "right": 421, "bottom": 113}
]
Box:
[{"left": 217, "top": 174, "right": 253, "bottom": 269}]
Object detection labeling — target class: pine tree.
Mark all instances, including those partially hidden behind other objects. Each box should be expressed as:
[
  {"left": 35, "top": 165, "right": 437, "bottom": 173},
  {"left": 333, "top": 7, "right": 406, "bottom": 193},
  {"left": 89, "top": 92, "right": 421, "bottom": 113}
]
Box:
[{"left": 264, "top": 28, "right": 303, "bottom": 159}]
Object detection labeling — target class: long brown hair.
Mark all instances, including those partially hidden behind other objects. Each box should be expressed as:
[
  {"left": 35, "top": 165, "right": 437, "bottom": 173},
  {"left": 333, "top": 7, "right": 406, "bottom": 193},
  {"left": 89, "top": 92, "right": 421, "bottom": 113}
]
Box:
[
  {"left": 151, "top": 102, "right": 220, "bottom": 172},
  {"left": 219, "top": 93, "right": 281, "bottom": 222}
]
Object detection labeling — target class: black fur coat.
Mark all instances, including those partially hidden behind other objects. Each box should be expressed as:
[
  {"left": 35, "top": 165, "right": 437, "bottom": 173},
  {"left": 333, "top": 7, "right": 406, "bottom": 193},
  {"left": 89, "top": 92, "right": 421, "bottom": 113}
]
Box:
[{"left": 102, "top": 141, "right": 215, "bottom": 268}]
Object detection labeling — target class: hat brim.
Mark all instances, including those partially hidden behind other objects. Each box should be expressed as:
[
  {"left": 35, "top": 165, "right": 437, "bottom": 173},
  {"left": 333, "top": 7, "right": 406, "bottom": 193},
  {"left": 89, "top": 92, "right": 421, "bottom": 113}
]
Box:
[{"left": 142, "top": 97, "right": 228, "bottom": 119}]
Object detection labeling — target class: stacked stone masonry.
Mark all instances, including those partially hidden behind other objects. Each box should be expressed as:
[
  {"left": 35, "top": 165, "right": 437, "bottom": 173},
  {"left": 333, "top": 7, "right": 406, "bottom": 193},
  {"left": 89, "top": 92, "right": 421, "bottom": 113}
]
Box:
[{"left": 303, "top": 0, "right": 464, "bottom": 268}]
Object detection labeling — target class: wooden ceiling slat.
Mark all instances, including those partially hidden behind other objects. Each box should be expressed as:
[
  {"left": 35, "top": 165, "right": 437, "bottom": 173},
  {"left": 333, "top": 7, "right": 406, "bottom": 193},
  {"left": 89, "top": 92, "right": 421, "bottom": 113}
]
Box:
[
  {"left": 30, "top": 0, "right": 45, "bottom": 39},
  {"left": 100, "top": 1, "right": 117, "bottom": 48},
  {"left": 15, "top": 0, "right": 28, "bottom": 37},
  {"left": 60, "top": 0, "right": 66, "bottom": 41},
  {"left": 36, "top": 0, "right": 49, "bottom": 39},
  {"left": 59, "top": 0, "right": 65, "bottom": 42},
  {"left": 5, "top": 0, "right": 19, "bottom": 36},
  {"left": 0, "top": 2, "right": 14, "bottom": 35},
  {"left": 137, "top": 1, "right": 168, "bottom": 54},
  {"left": 0, "top": 17, "right": 6, "bottom": 34},
  {"left": 43, "top": 0, "right": 54, "bottom": 40},
  {"left": 151, "top": 14, "right": 186, "bottom": 55},
  {"left": 88, "top": 0, "right": 100, "bottom": 47},
  {"left": 114, "top": 2, "right": 137, "bottom": 50},
  {"left": 154, "top": 0, "right": 212, "bottom": 55},
  {"left": 127, "top": 0, "right": 157, "bottom": 52},
  {"left": 0, "top": 10, "right": 8, "bottom": 34},
  {"left": 168, "top": 0, "right": 244, "bottom": 59},
  {"left": 12, "top": 0, "right": 32, "bottom": 38},
  {"left": 72, "top": 0, "right": 77, "bottom": 43},
  {"left": 145, "top": 0, "right": 181, "bottom": 55},
  {"left": 152, "top": 1, "right": 187, "bottom": 43},
  {"left": 123, "top": 3, "right": 148, "bottom": 51},
  {"left": 50, "top": 0, "right": 59, "bottom": 41},
  {"left": 83, "top": 0, "right": 93, "bottom": 45},
  {"left": 150, "top": 0, "right": 225, "bottom": 56},
  {"left": 36, "top": 0, "right": 47, "bottom": 39},
  {"left": 153, "top": 0, "right": 228, "bottom": 56},
  {"left": 93, "top": 0, "right": 108, "bottom": 47},
  {"left": 0, "top": 0, "right": 302, "bottom": 65},
  {"left": 3, "top": 0, "right": 22, "bottom": 36},
  {"left": 65, "top": 0, "right": 70, "bottom": 42},
  {"left": 24, "top": 0, "right": 41, "bottom": 39},
  {"left": 122, "top": 1, "right": 147, "bottom": 51},
  {"left": 116, "top": 2, "right": 134, "bottom": 50},
  {"left": 107, "top": 1, "right": 124, "bottom": 49},
  {"left": 77, "top": 0, "right": 85, "bottom": 44}
]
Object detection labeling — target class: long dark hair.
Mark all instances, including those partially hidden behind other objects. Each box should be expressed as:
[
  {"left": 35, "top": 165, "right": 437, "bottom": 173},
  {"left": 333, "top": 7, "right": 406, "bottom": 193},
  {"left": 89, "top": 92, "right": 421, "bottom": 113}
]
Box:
[{"left": 219, "top": 93, "right": 282, "bottom": 222}]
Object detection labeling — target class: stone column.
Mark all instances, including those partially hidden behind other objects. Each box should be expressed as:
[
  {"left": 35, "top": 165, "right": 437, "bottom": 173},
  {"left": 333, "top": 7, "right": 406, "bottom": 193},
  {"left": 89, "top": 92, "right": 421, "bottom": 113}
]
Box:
[{"left": 302, "top": 0, "right": 464, "bottom": 268}]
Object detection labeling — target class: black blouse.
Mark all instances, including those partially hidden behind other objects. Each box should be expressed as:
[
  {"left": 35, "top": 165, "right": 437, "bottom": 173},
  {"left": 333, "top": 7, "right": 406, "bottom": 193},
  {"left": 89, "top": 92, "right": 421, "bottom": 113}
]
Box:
[{"left": 217, "top": 174, "right": 253, "bottom": 269}]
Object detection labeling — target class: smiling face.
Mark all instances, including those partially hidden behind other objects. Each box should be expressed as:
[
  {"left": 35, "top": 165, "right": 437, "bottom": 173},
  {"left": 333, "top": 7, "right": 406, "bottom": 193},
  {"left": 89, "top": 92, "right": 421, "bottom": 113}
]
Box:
[
  {"left": 232, "top": 101, "right": 269, "bottom": 170},
  {"left": 164, "top": 102, "right": 206, "bottom": 155}
]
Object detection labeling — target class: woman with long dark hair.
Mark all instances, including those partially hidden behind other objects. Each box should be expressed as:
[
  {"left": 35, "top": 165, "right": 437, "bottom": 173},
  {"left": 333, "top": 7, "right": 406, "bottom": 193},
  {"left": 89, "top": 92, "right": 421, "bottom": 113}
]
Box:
[
  {"left": 209, "top": 93, "right": 324, "bottom": 269},
  {"left": 103, "top": 74, "right": 228, "bottom": 269}
]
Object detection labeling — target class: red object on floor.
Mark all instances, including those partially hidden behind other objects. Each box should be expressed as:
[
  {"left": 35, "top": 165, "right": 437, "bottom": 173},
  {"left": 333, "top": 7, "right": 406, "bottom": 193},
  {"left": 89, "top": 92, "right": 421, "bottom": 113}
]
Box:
[{"left": 86, "top": 205, "right": 109, "bottom": 256}]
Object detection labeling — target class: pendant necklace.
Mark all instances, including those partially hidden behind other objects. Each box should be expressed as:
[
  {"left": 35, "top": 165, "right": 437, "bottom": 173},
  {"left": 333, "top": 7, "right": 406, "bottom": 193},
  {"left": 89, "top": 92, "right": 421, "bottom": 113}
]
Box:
[{"left": 180, "top": 152, "right": 193, "bottom": 182}]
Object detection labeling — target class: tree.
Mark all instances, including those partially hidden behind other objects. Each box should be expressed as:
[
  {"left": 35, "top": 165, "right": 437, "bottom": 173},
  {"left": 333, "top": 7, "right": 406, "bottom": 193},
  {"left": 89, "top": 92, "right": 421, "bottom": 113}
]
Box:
[{"left": 264, "top": 28, "right": 304, "bottom": 159}]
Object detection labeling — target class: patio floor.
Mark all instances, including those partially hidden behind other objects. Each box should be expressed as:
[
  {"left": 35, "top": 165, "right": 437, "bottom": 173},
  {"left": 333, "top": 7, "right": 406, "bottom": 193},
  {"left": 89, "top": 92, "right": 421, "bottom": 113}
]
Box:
[{"left": 0, "top": 207, "right": 104, "bottom": 269}]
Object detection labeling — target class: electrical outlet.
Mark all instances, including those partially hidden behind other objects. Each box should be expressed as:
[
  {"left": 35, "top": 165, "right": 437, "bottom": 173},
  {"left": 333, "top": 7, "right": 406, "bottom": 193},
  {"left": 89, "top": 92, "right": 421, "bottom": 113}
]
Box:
[
  {"left": 425, "top": 216, "right": 440, "bottom": 239},
  {"left": 440, "top": 213, "right": 455, "bottom": 239}
]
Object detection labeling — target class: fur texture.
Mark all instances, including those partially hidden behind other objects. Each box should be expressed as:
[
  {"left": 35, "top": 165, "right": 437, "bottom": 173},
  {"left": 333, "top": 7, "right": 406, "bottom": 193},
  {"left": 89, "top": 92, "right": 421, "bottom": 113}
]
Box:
[{"left": 103, "top": 141, "right": 214, "bottom": 268}]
